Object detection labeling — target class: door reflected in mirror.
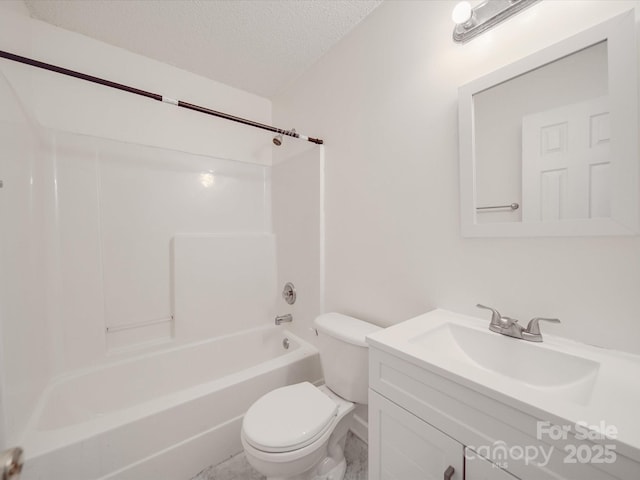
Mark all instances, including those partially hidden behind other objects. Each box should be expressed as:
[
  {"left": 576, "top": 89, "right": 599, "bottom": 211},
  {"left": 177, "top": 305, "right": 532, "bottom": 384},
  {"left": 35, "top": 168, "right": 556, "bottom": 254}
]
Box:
[
  {"left": 458, "top": 10, "right": 638, "bottom": 237},
  {"left": 474, "top": 42, "right": 608, "bottom": 224}
]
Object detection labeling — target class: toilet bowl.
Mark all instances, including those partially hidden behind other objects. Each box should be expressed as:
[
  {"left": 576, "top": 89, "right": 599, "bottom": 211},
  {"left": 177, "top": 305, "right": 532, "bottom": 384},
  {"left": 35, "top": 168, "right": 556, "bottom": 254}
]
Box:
[
  {"left": 241, "top": 313, "right": 381, "bottom": 480},
  {"left": 242, "top": 383, "right": 354, "bottom": 479}
]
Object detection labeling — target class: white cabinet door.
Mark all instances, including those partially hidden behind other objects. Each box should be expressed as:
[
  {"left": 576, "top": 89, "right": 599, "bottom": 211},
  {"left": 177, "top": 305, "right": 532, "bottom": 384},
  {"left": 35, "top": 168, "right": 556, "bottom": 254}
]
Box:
[
  {"left": 369, "top": 390, "right": 463, "bottom": 480},
  {"left": 465, "top": 448, "right": 521, "bottom": 480}
]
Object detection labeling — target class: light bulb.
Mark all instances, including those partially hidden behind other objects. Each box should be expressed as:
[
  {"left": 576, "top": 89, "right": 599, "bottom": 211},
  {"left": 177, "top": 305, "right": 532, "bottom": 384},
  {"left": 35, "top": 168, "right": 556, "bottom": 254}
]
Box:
[
  {"left": 199, "top": 171, "right": 215, "bottom": 188},
  {"left": 451, "top": 1, "right": 472, "bottom": 24}
]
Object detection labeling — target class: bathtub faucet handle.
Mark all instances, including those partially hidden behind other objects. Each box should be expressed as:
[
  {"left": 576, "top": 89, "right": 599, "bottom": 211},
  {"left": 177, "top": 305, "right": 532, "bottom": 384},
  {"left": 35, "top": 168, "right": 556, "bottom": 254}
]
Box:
[
  {"left": 275, "top": 314, "right": 293, "bottom": 325},
  {"left": 282, "top": 282, "right": 296, "bottom": 305}
]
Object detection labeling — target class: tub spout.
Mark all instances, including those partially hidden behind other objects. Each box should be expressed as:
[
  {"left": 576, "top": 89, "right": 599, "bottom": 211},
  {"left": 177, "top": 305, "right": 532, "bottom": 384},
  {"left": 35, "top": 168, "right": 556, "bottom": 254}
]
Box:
[{"left": 275, "top": 314, "right": 293, "bottom": 325}]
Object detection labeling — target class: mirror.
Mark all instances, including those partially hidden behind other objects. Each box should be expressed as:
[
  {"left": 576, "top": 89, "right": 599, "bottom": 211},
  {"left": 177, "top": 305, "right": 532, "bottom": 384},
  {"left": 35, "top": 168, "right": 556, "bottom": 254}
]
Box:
[{"left": 458, "top": 11, "right": 638, "bottom": 237}]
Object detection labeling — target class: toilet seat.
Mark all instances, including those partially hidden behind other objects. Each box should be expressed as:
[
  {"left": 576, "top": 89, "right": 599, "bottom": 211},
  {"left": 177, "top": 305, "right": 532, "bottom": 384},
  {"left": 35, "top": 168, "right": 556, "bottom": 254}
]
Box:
[{"left": 242, "top": 382, "right": 338, "bottom": 453}]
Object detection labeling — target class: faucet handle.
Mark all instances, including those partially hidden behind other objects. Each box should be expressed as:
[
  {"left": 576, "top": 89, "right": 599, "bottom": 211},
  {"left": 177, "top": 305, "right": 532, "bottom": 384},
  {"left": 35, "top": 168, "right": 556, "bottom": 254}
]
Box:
[
  {"left": 525, "top": 317, "right": 560, "bottom": 335},
  {"left": 476, "top": 304, "right": 502, "bottom": 325}
]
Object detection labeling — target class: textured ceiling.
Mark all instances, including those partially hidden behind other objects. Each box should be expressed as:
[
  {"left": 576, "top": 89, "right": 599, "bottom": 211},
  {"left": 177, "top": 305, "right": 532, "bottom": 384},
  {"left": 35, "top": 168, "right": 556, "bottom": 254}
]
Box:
[{"left": 23, "top": 0, "right": 383, "bottom": 99}]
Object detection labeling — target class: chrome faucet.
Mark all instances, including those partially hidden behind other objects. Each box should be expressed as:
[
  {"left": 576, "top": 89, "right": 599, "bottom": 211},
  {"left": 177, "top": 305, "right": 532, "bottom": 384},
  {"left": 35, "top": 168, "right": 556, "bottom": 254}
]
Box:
[
  {"left": 476, "top": 304, "right": 517, "bottom": 335},
  {"left": 275, "top": 314, "right": 293, "bottom": 325},
  {"left": 522, "top": 317, "right": 561, "bottom": 342},
  {"left": 476, "top": 304, "right": 559, "bottom": 342}
]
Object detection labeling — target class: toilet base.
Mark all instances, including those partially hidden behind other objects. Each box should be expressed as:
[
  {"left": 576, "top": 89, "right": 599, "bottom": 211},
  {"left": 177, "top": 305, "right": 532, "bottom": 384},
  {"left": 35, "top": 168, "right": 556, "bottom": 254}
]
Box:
[
  {"left": 321, "top": 457, "right": 346, "bottom": 480},
  {"left": 311, "top": 444, "right": 347, "bottom": 480},
  {"left": 265, "top": 443, "right": 346, "bottom": 480}
]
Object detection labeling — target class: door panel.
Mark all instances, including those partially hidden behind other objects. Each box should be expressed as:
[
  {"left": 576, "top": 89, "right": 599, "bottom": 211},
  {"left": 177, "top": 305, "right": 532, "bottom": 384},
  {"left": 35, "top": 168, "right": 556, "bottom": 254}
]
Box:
[{"left": 522, "top": 96, "right": 610, "bottom": 222}]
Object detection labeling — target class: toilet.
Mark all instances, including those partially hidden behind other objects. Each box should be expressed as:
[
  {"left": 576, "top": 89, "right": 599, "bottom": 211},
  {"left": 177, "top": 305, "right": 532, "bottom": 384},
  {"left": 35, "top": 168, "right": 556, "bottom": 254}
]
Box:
[{"left": 241, "top": 313, "right": 381, "bottom": 480}]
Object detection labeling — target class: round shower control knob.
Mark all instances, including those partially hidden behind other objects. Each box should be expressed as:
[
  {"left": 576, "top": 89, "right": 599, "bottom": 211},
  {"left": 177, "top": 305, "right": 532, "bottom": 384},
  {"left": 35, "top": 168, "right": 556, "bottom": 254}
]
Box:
[{"left": 282, "top": 282, "right": 296, "bottom": 305}]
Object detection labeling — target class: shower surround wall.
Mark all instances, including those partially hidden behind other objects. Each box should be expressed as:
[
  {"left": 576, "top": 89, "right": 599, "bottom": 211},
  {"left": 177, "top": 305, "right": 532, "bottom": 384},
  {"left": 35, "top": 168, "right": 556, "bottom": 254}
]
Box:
[
  {"left": 0, "top": 4, "right": 276, "bottom": 449},
  {"left": 273, "top": 0, "right": 640, "bottom": 355},
  {"left": 272, "top": 143, "right": 324, "bottom": 346},
  {"left": 39, "top": 133, "right": 274, "bottom": 353},
  {"left": 0, "top": 63, "right": 48, "bottom": 451}
]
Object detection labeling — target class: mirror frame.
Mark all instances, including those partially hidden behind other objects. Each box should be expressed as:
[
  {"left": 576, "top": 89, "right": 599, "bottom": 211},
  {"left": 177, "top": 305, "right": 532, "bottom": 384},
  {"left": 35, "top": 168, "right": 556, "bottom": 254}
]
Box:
[{"left": 459, "top": 10, "right": 638, "bottom": 237}]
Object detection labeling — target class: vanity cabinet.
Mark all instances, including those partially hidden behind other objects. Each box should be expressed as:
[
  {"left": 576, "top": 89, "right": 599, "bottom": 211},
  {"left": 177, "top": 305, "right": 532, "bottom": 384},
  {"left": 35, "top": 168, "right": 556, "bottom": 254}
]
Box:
[
  {"left": 369, "top": 390, "right": 464, "bottom": 479},
  {"left": 369, "top": 389, "right": 517, "bottom": 480},
  {"left": 368, "top": 346, "right": 633, "bottom": 480},
  {"left": 369, "top": 390, "right": 517, "bottom": 480}
]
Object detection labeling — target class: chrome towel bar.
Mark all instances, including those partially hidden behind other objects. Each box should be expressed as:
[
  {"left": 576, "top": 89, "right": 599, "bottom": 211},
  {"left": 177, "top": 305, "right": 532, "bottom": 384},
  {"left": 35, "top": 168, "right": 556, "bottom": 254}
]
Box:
[
  {"left": 476, "top": 203, "right": 519, "bottom": 211},
  {"left": 105, "top": 316, "right": 173, "bottom": 333}
]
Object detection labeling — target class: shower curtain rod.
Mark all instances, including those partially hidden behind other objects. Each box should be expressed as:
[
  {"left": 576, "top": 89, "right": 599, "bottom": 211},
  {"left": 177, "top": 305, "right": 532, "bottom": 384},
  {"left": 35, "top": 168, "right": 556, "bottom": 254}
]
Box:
[{"left": 0, "top": 50, "right": 324, "bottom": 145}]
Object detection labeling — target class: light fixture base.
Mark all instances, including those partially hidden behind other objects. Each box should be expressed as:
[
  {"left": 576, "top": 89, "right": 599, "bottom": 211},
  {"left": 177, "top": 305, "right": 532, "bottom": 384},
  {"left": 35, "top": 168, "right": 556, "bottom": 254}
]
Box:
[{"left": 453, "top": 0, "right": 540, "bottom": 44}]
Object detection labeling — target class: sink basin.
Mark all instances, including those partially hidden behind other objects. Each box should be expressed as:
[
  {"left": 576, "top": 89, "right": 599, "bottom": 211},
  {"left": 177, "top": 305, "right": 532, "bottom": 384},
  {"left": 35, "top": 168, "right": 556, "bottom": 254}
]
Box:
[{"left": 409, "top": 322, "right": 600, "bottom": 404}]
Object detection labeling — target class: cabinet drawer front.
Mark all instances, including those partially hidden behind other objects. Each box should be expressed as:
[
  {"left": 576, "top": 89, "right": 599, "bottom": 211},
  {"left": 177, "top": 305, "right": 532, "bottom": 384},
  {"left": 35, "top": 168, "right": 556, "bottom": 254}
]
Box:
[{"left": 369, "top": 389, "right": 463, "bottom": 480}]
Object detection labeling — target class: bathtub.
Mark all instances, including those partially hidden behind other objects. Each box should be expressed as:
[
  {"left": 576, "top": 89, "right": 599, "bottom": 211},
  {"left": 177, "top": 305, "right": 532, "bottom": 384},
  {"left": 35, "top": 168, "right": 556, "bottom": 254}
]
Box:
[{"left": 21, "top": 326, "right": 321, "bottom": 480}]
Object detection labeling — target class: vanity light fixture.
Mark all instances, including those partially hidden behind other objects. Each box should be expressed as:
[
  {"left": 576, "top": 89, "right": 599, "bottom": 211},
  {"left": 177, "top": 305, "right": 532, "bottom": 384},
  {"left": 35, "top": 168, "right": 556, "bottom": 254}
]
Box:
[{"left": 452, "top": 0, "right": 540, "bottom": 44}]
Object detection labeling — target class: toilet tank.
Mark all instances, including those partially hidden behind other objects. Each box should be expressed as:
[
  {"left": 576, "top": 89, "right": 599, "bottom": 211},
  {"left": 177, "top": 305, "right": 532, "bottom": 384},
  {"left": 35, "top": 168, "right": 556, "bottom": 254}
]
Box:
[{"left": 314, "top": 313, "right": 381, "bottom": 404}]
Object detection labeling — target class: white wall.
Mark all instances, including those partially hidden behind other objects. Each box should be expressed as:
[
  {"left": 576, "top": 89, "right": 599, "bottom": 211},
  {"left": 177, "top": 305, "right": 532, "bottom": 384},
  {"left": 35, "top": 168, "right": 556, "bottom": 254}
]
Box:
[{"left": 273, "top": 0, "right": 640, "bottom": 355}]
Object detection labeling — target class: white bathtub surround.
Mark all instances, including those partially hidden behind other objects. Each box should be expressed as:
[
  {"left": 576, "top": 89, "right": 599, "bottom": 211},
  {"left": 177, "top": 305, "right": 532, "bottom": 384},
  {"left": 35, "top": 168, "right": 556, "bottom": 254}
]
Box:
[
  {"left": 272, "top": 145, "right": 325, "bottom": 346},
  {"left": 193, "top": 432, "right": 367, "bottom": 480},
  {"left": 40, "top": 131, "right": 274, "bottom": 353},
  {"left": 21, "top": 328, "right": 321, "bottom": 479},
  {"left": 173, "top": 233, "right": 277, "bottom": 342},
  {"left": 0, "top": 3, "right": 280, "bottom": 452},
  {"left": 0, "top": 65, "right": 49, "bottom": 450}
]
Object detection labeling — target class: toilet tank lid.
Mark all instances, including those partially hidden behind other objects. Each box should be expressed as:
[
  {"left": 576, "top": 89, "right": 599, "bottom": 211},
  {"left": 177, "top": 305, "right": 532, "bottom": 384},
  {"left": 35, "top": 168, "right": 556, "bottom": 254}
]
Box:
[{"left": 314, "top": 313, "right": 381, "bottom": 347}]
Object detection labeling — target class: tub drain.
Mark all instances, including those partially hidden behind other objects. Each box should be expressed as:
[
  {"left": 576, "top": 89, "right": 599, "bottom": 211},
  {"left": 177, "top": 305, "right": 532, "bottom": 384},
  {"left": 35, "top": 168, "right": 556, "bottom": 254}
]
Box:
[{"left": 282, "top": 337, "right": 290, "bottom": 349}]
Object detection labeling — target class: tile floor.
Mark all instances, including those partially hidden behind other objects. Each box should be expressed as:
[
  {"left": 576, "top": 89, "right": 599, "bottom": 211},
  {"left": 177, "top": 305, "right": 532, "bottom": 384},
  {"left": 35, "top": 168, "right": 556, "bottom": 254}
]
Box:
[{"left": 192, "top": 431, "right": 368, "bottom": 479}]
